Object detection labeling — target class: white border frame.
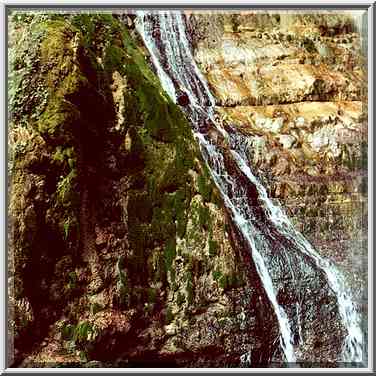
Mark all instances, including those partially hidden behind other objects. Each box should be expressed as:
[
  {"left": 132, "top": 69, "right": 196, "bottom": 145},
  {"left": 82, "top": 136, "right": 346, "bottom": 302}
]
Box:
[{"left": 1, "top": 0, "right": 374, "bottom": 373}]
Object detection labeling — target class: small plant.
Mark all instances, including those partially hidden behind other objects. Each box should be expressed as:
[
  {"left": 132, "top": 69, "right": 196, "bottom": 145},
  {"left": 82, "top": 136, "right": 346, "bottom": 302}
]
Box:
[
  {"left": 53, "top": 146, "right": 75, "bottom": 167},
  {"left": 74, "top": 321, "right": 97, "bottom": 343},
  {"left": 61, "top": 323, "right": 75, "bottom": 340},
  {"left": 212, "top": 270, "right": 223, "bottom": 281},
  {"left": 56, "top": 168, "right": 78, "bottom": 206},
  {"left": 63, "top": 218, "right": 71, "bottom": 240},
  {"left": 79, "top": 350, "right": 88, "bottom": 362},
  {"left": 218, "top": 275, "right": 229, "bottom": 290}
]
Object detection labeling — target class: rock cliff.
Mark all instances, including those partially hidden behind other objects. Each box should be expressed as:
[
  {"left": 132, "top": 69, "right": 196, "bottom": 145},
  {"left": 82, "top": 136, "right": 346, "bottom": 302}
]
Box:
[
  {"left": 188, "top": 10, "right": 367, "bottom": 316},
  {"left": 7, "top": 10, "right": 367, "bottom": 368},
  {"left": 8, "top": 13, "right": 279, "bottom": 367}
]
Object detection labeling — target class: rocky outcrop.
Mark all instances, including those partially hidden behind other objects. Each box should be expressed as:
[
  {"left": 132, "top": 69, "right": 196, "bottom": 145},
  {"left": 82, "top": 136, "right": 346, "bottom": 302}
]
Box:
[
  {"left": 188, "top": 11, "right": 367, "bottom": 313},
  {"left": 8, "top": 10, "right": 367, "bottom": 368},
  {"left": 8, "top": 13, "right": 279, "bottom": 367}
]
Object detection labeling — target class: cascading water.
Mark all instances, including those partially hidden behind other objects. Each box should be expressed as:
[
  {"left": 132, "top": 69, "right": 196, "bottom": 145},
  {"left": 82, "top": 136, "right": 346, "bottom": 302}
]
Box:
[
  {"left": 229, "top": 132, "right": 365, "bottom": 364},
  {"left": 135, "top": 10, "right": 365, "bottom": 366}
]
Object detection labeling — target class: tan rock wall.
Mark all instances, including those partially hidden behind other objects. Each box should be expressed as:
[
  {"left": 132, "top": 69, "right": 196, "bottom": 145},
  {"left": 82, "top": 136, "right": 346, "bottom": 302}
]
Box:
[{"left": 190, "top": 11, "right": 367, "bottom": 309}]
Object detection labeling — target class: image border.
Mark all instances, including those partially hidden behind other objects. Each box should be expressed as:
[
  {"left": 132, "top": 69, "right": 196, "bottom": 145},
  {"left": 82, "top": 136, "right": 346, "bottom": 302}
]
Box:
[{"left": 1, "top": 0, "right": 374, "bottom": 373}]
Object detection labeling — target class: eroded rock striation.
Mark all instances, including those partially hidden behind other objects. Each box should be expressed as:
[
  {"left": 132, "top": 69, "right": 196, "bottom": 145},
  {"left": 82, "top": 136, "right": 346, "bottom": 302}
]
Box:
[{"left": 188, "top": 10, "right": 367, "bottom": 314}]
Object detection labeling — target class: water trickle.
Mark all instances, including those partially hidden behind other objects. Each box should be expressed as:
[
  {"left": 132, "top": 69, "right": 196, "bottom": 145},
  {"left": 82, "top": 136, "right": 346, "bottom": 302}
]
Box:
[
  {"left": 135, "top": 10, "right": 365, "bottom": 365},
  {"left": 229, "top": 131, "right": 365, "bottom": 363}
]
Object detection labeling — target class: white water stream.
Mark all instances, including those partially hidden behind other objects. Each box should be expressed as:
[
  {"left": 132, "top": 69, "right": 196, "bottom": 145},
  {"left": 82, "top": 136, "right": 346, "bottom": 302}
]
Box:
[{"left": 135, "top": 10, "right": 364, "bottom": 365}]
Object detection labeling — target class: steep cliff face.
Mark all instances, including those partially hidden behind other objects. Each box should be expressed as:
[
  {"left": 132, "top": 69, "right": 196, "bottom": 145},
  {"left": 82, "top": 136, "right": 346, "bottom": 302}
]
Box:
[
  {"left": 188, "top": 11, "right": 367, "bottom": 312},
  {"left": 8, "top": 10, "right": 367, "bottom": 368},
  {"left": 8, "top": 13, "right": 279, "bottom": 367}
]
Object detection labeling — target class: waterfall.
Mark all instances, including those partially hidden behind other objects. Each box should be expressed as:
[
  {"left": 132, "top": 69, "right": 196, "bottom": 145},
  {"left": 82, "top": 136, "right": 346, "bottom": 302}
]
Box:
[
  {"left": 229, "top": 133, "right": 365, "bottom": 364},
  {"left": 135, "top": 10, "right": 365, "bottom": 366}
]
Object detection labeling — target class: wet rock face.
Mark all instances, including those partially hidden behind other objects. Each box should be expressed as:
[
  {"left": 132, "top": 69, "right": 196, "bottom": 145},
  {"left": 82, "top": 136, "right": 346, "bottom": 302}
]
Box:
[
  {"left": 8, "top": 11, "right": 367, "bottom": 367},
  {"left": 191, "top": 10, "right": 367, "bottom": 361},
  {"left": 176, "top": 91, "right": 190, "bottom": 106}
]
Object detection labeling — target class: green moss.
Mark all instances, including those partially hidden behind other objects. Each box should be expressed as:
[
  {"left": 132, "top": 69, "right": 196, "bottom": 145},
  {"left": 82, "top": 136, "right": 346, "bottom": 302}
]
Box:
[
  {"left": 185, "top": 271, "right": 194, "bottom": 305},
  {"left": 127, "top": 191, "right": 153, "bottom": 223},
  {"left": 164, "top": 238, "right": 176, "bottom": 273},
  {"left": 212, "top": 270, "right": 223, "bottom": 281},
  {"left": 117, "top": 26, "right": 196, "bottom": 149},
  {"left": 127, "top": 221, "right": 148, "bottom": 269},
  {"left": 74, "top": 321, "right": 97, "bottom": 344},
  {"left": 208, "top": 238, "right": 219, "bottom": 257},
  {"left": 10, "top": 19, "right": 86, "bottom": 268},
  {"left": 174, "top": 189, "right": 189, "bottom": 238},
  {"left": 197, "top": 173, "right": 212, "bottom": 202},
  {"left": 198, "top": 204, "right": 211, "bottom": 231},
  {"left": 213, "top": 269, "right": 245, "bottom": 290},
  {"left": 69, "top": 14, "right": 96, "bottom": 47},
  {"left": 67, "top": 271, "right": 77, "bottom": 289},
  {"left": 120, "top": 27, "right": 160, "bottom": 85},
  {"left": 213, "top": 272, "right": 238, "bottom": 290},
  {"left": 10, "top": 14, "right": 231, "bottom": 350},
  {"left": 147, "top": 288, "right": 157, "bottom": 304},
  {"left": 151, "top": 205, "right": 175, "bottom": 244},
  {"left": 136, "top": 83, "right": 174, "bottom": 142},
  {"left": 39, "top": 21, "right": 80, "bottom": 88},
  {"left": 84, "top": 16, "right": 214, "bottom": 299},
  {"left": 165, "top": 307, "right": 174, "bottom": 324},
  {"left": 56, "top": 168, "right": 78, "bottom": 207},
  {"left": 9, "top": 17, "right": 49, "bottom": 127},
  {"left": 127, "top": 127, "right": 146, "bottom": 171},
  {"left": 61, "top": 323, "right": 75, "bottom": 340},
  {"left": 103, "top": 45, "right": 127, "bottom": 74}
]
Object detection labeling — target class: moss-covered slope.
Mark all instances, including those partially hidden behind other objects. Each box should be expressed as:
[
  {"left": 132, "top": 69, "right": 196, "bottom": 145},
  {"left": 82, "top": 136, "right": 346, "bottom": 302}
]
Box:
[{"left": 8, "top": 13, "right": 278, "bottom": 367}]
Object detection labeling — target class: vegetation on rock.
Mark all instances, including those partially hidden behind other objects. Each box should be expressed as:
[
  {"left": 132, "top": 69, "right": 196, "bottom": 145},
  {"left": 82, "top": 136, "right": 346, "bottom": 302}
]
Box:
[{"left": 8, "top": 12, "right": 267, "bottom": 367}]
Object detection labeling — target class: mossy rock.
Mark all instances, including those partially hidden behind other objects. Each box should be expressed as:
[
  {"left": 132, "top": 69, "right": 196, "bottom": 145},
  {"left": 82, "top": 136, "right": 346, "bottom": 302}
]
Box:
[{"left": 8, "top": 13, "right": 232, "bottom": 362}]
